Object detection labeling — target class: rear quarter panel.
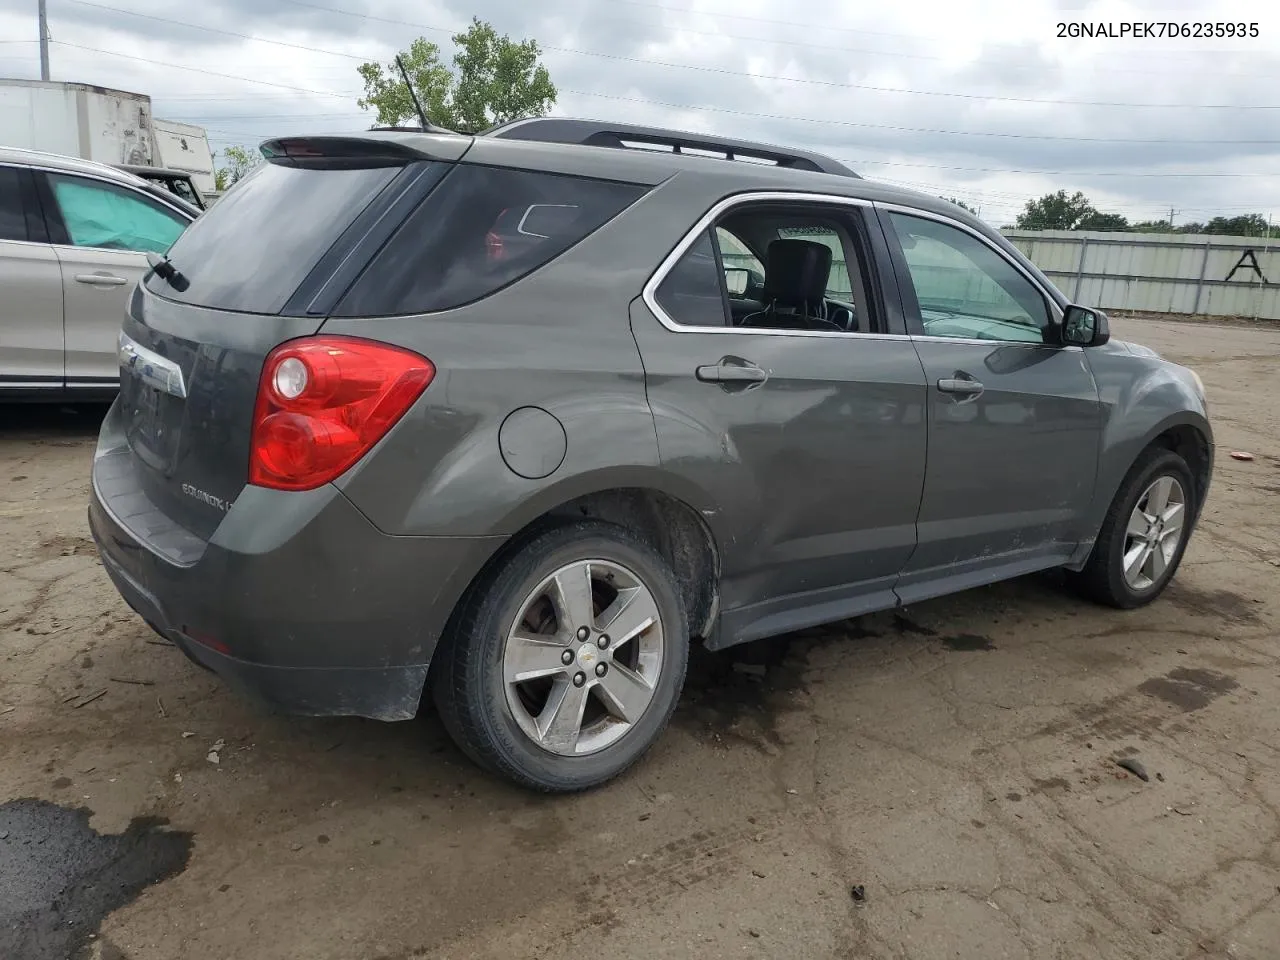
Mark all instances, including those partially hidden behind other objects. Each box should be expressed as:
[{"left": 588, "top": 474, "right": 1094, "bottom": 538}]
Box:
[{"left": 325, "top": 173, "right": 726, "bottom": 538}]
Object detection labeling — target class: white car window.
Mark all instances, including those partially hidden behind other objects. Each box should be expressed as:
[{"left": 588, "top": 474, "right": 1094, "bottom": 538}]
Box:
[{"left": 49, "top": 174, "right": 186, "bottom": 255}]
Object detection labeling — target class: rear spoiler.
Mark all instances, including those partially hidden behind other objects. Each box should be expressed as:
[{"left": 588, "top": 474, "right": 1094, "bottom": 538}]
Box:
[{"left": 259, "top": 134, "right": 472, "bottom": 170}]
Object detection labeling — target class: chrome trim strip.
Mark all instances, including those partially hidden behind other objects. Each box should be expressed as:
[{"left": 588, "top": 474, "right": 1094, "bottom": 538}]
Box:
[
  {"left": 640, "top": 190, "right": 1067, "bottom": 346},
  {"left": 118, "top": 330, "right": 187, "bottom": 398},
  {"left": 640, "top": 191, "right": 908, "bottom": 339}
]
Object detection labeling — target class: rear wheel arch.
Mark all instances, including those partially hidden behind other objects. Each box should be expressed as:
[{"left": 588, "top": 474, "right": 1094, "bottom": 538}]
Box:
[{"left": 444, "top": 483, "right": 721, "bottom": 654}]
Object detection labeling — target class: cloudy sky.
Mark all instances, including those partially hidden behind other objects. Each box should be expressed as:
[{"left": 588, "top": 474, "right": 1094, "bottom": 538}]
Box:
[{"left": 2, "top": 0, "right": 1278, "bottom": 225}]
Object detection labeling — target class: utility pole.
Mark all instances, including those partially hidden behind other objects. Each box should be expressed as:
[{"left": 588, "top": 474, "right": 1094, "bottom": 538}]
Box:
[
  {"left": 1168, "top": 206, "right": 1178, "bottom": 229},
  {"left": 38, "top": 0, "right": 50, "bottom": 81}
]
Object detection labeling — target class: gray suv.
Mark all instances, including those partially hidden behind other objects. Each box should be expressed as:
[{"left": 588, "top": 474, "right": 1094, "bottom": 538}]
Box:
[
  {"left": 89, "top": 120, "right": 1213, "bottom": 792},
  {"left": 1, "top": 147, "right": 196, "bottom": 397}
]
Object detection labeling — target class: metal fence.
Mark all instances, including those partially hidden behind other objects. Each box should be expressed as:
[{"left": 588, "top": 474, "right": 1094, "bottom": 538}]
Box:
[{"left": 1002, "top": 229, "right": 1280, "bottom": 321}]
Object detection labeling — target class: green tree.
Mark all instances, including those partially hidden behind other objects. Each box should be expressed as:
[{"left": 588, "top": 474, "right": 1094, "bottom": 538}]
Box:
[
  {"left": 1014, "top": 190, "right": 1094, "bottom": 230},
  {"left": 940, "top": 196, "right": 977, "bottom": 214},
  {"left": 1076, "top": 210, "right": 1130, "bottom": 232},
  {"left": 214, "top": 145, "right": 262, "bottom": 190},
  {"left": 1204, "top": 214, "right": 1270, "bottom": 236},
  {"left": 357, "top": 18, "right": 556, "bottom": 133}
]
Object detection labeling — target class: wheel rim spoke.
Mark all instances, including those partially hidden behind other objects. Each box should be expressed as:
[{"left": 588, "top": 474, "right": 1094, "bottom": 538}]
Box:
[
  {"left": 550, "top": 562, "right": 596, "bottom": 634},
  {"left": 537, "top": 678, "right": 590, "bottom": 753},
  {"left": 1126, "top": 508, "right": 1152, "bottom": 539},
  {"left": 1148, "top": 540, "right": 1168, "bottom": 579},
  {"left": 1147, "top": 476, "right": 1173, "bottom": 516},
  {"left": 504, "top": 632, "right": 569, "bottom": 684},
  {"left": 595, "top": 662, "right": 655, "bottom": 724},
  {"left": 598, "top": 586, "right": 660, "bottom": 649},
  {"left": 1123, "top": 542, "right": 1149, "bottom": 580},
  {"left": 1161, "top": 502, "right": 1185, "bottom": 536}
]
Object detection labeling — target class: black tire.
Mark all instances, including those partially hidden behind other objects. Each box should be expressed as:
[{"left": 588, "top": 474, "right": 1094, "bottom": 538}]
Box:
[
  {"left": 1072, "top": 448, "right": 1196, "bottom": 609},
  {"left": 430, "top": 520, "right": 689, "bottom": 792}
]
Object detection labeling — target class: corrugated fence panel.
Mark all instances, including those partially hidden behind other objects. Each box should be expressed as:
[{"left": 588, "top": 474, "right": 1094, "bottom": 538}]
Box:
[{"left": 1003, "top": 230, "right": 1279, "bottom": 320}]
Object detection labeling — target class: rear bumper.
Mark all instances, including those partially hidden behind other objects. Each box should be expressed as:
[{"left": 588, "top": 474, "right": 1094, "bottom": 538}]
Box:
[{"left": 90, "top": 447, "right": 504, "bottom": 721}]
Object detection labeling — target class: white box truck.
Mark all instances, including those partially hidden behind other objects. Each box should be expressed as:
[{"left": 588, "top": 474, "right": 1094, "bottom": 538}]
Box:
[{"left": 0, "top": 79, "right": 217, "bottom": 207}]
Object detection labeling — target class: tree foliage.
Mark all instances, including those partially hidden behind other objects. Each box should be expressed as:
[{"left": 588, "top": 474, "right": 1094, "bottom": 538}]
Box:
[
  {"left": 939, "top": 196, "right": 977, "bottom": 214},
  {"left": 213, "top": 145, "right": 262, "bottom": 191},
  {"left": 1205, "top": 214, "right": 1271, "bottom": 236},
  {"left": 1075, "top": 210, "right": 1130, "bottom": 232},
  {"left": 1015, "top": 191, "right": 1276, "bottom": 237},
  {"left": 357, "top": 18, "right": 556, "bottom": 133},
  {"left": 1014, "top": 190, "right": 1098, "bottom": 230}
]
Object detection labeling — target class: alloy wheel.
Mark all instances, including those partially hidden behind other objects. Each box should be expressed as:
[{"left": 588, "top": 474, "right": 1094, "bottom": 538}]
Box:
[
  {"left": 1122, "top": 475, "right": 1187, "bottom": 591},
  {"left": 502, "top": 559, "right": 665, "bottom": 756}
]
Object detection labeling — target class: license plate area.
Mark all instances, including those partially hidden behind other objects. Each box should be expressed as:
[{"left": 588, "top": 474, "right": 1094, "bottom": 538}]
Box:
[{"left": 122, "top": 370, "right": 181, "bottom": 474}]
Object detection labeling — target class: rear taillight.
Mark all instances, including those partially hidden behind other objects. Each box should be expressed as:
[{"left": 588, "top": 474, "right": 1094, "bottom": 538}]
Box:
[{"left": 249, "top": 336, "right": 434, "bottom": 491}]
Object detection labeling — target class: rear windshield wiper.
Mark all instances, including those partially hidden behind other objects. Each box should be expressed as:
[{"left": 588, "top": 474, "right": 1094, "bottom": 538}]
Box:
[{"left": 146, "top": 252, "right": 190, "bottom": 293}]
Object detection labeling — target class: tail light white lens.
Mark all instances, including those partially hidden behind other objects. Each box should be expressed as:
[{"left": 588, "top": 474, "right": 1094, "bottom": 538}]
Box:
[
  {"left": 272, "top": 357, "right": 309, "bottom": 399},
  {"left": 249, "top": 336, "right": 434, "bottom": 491}
]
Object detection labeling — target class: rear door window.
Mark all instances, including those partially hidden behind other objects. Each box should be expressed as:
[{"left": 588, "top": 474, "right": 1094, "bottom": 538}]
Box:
[
  {"left": 334, "top": 165, "right": 646, "bottom": 317},
  {"left": 145, "top": 161, "right": 399, "bottom": 315},
  {"left": 47, "top": 174, "right": 187, "bottom": 254}
]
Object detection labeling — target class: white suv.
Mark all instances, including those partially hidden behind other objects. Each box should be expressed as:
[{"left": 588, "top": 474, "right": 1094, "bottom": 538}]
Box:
[{"left": 0, "top": 146, "right": 196, "bottom": 399}]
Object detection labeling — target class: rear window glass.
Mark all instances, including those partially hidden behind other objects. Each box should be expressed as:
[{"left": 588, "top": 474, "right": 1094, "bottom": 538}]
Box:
[
  {"left": 654, "top": 229, "right": 728, "bottom": 327},
  {"left": 334, "top": 165, "right": 646, "bottom": 317},
  {"left": 145, "top": 161, "right": 398, "bottom": 314},
  {"left": 0, "top": 166, "right": 28, "bottom": 242}
]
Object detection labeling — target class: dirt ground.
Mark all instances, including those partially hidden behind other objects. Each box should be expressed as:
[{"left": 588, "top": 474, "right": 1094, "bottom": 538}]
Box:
[{"left": 2, "top": 316, "right": 1279, "bottom": 960}]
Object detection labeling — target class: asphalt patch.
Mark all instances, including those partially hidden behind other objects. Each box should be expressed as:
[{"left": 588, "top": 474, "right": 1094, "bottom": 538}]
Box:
[{"left": 0, "top": 799, "right": 193, "bottom": 960}]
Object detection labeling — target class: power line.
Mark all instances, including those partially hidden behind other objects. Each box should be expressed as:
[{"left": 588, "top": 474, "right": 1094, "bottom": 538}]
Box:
[
  {"left": 562, "top": 0, "right": 1275, "bottom": 69},
  {"left": 48, "top": 40, "right": 354, "bottom": 96},
  {"left": 177, "top": 89, "right": 1280, "bottom": 147},
  {"left": 560, "top": 90, "right": 1280, "bottom": 145},
  {"left": 236, "top": 0, "right": 1280, "bottom": 109},
  {"left": 63, "top": 0, "right": 1276, "bottom": 83},
  {"left": 50, "top": 2, "right": 1280, "bottom": 129},
  {"left": 61, "top": 0, "right": 377, "bottom": 62},
  {"left": 842, "top": 157, "right": 1279, "bottom": 178},
  {"left": 43, "top": 17, "right": 1280, "bottom": 187}
]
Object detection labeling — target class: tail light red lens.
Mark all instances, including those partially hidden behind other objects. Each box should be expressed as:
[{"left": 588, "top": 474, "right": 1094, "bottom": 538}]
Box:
[{"left": 249, "top": 336, "right": 434, "bottom": 491}]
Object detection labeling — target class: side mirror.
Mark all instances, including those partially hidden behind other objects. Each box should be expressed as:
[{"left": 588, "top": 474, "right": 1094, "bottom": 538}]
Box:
[
  {"left": 723, "top": 267, "right": 764, "bottom": 298},
  {"left": 723, "top": 268, "right": 750, "bottom": 296},
  {"left": 1061, "top": 305, "right": 1110, "bottom": 347}
]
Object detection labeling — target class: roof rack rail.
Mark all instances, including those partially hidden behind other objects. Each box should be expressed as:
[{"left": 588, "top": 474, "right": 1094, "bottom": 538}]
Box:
[{"left": 479, "top": 118, "right": 859, "bottom": 179}]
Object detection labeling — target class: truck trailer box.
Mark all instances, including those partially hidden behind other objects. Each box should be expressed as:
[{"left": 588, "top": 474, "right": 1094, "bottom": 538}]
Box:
[{"left": 0, "top": 78, "right": 154, "bottom": 165}]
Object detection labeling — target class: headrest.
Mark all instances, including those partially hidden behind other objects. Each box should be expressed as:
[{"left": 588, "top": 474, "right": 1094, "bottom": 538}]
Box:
[{"left": 763, "top": 239, "right": 832, "bottom": 306}]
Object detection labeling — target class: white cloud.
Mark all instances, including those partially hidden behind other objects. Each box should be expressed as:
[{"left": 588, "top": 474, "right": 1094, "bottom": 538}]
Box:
[{"left": 1, "top": 0, "right": 1277, "bottom": 225}]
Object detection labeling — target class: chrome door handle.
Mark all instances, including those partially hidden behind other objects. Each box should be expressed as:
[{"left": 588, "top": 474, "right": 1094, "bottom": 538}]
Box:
[
  {"left": 937, "top": 377, "right": 984, "bottom": 396},
  {"left": 696, "top": 359, "right": 769, "bottom": 385},
  {"left": 75, "top": 274, "right": 129, "bottom": 286}
]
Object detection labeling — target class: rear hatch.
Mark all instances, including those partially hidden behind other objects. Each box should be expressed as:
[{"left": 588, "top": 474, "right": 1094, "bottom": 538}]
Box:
[{"left": 108, "top": 135, "right": 470, "bottom": 541}]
